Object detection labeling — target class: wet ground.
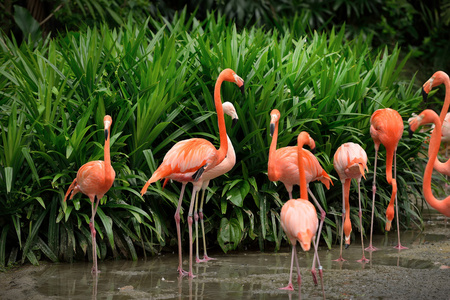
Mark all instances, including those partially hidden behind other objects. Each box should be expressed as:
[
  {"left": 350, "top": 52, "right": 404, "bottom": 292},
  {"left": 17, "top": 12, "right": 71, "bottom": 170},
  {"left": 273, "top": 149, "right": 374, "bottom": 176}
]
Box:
[{"left": 0, "top": 213, "right": 449, "bottom": 300}]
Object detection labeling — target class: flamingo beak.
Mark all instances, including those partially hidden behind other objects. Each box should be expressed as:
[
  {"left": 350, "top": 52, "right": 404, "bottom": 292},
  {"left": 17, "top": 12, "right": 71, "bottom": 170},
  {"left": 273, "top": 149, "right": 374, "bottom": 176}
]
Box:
[
  {"left": 408, "top": 126, "right": 414, "bottom": 139},
  {"left": 270, "top": 123, "right": 275, "bottom": 137},
  {"left": 421, "top": 87, "right": 428, "bottom": 101},
  {"left": 232, "top": 117, "right": 238, "bottom": 128},
  {"left": 240, "top": 84, "right": 245, "bottom": 95}
]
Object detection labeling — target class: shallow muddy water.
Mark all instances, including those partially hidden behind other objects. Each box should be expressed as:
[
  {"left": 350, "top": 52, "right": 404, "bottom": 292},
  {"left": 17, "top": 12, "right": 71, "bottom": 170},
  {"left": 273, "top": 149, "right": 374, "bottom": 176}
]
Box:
[{"left": 1, "top": 214, "right": 449, "bottom": 300}]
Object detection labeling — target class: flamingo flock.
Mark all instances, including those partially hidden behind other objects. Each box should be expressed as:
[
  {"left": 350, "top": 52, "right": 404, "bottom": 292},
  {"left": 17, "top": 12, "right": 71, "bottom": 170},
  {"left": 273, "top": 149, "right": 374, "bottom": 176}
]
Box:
[{"left": 63, "top": 68, "right": 450, "bottom": 296}]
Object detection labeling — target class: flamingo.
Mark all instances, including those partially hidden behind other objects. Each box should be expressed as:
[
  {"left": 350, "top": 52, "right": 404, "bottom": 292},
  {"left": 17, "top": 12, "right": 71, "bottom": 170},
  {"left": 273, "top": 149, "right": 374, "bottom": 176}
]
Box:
[
  {"left": 268, "top": 109, "right": 332, "bottom": 285},
  {"left": 64, "top": 115, "right": 116, "bottom": 275},
  {"left": 162, "top": 102, "right": 238, "bottom": 263},
  {"left": 422, "top": 71, "right": 450, "bottom": 176},
  {"left": 279, "top": 131, "right": 324, "bottom": 299},
  {"left": 140, "top": 69, "right": 244, "bottom": 277},
  {"left": 408, "top": 109, "right": 450, "bottom": 217},
  {"left": 366, "top": 108, "right": 407, "bottom": 251},
  {"left": 333, "top": 142, "right": 369, "bottom": 262}
]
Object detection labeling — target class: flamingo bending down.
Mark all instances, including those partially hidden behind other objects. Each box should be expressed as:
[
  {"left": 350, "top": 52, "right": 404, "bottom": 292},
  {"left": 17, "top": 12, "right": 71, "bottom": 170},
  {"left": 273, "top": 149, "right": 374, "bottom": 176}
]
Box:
[
  {"left": 422, "top": 71, "right": 450, "bottom": 176},
  {"left": 64, "top": 115, "right": 116, "bottom": 275},
  {"left": 140, "top": 69, "right": 244, "bottom": 277},
  {"left": 333, "top": 142, "right": 369, "bottom": 262},
  {"left": 279, "top": 132, "right": 324, "bottom": 299},
  {"left": 408, "top": 110, "right": 450, "bottom": 217},
  {"left": 367, "top": 108, "right": 406, "bottom": 251},
  {"left": 162, "top": 102, "right": 238, "bottom": 263},
  {"left": 268, "top": 109, "right": 332, "bottom": 285}
]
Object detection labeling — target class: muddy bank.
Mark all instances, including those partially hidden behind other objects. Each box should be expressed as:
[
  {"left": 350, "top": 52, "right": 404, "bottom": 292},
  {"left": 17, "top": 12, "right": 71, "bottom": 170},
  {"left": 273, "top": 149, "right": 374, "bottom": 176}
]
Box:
[{"left": 0, "top": 224, "right": 449, "bottom": 300}]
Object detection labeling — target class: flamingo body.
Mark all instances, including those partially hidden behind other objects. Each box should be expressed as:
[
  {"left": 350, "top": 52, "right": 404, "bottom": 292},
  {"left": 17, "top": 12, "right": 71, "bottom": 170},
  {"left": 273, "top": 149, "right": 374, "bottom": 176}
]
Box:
[{"left": 281, "top": 199, "right": 318, "bottom": 251}]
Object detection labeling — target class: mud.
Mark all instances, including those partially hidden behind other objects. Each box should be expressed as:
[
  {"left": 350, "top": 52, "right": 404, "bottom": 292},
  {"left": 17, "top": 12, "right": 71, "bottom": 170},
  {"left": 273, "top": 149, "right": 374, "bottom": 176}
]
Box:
[{"left": 0, "top": 217, "right": 449, "bottom": 300}]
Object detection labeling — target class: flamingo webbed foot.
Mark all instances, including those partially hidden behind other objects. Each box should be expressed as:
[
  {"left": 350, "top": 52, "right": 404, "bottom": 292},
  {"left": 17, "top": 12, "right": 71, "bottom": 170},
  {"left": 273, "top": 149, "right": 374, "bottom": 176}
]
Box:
[
  {"left": 365, "top": 245, "right": 379, "bottom": 252},
  {"left": 279, "top": 283, "right": 294, "bottom": 291},
  {"left": 394, "top": 244, "right": 408, "bottom": 250}
]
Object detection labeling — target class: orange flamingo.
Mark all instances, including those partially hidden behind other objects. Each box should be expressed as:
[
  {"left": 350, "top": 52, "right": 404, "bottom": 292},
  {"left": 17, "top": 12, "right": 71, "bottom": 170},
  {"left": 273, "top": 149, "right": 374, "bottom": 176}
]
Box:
[
  {"left": 333, "top": 142, "right": 369, "bottom": 262},
  {"left": 162, "top": 102, "right": 238, "bottom": 263},
  {"left": 140, "top": 69, "right": 244, "bottom": 277},
  {"left": 408, "top": 109, "right": 450, "bottom": 217},
  {"left": 422, "top": 71, "right": 450, "bottom": 176},
  {"left": 279, "top": 131, "right": 324, "bottom": 299},
  {"left": 268, "top": 109, "right": 332, "bottom": 284},
  {"left": 366, "top": 108, "right": 406, "bottom": 251},
  {"left": 64, "top": 115, "right": 115, "bottom": 275}
]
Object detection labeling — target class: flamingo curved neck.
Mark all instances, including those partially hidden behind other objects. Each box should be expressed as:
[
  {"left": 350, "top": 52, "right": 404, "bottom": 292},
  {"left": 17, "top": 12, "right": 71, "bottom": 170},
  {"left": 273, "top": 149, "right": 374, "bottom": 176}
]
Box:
[
  {"left": 424, "top": 113, "right": 450, "bottom": 216},
  {"left": 268, "top": 120, "right": 279, "bottom": 181},
  {"left": 439, "top": 78, "right": 450, "bottom": 125},
  {"left": 297, "top": 138, "right": 308, "bottom": 200},
  {"left": 214, "top": 76, "right": 228, "bottom": 164},
  {"left": 104, "top": 129, "right": 113, "bottom": 184}
]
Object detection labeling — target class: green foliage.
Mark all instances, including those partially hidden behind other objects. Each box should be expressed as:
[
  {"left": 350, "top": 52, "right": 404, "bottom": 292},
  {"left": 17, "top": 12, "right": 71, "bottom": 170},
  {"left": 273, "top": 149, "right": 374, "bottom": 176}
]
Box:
[{"left": 0, "top": 10, "right": 428, "bottom": 267}]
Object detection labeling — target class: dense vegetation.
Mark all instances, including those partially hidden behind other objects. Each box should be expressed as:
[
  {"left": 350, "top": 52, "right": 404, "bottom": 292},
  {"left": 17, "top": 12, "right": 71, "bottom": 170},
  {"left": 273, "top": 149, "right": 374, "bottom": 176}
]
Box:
[{"left": 0, "top": 1, "right": 449, "bottom": 269}]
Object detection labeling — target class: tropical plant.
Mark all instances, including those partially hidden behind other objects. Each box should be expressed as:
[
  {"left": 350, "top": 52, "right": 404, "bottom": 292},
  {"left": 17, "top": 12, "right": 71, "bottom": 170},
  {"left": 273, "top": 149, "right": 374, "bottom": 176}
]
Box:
[{"left": 0, "top": 10, "right": 429, "bottom": 269}]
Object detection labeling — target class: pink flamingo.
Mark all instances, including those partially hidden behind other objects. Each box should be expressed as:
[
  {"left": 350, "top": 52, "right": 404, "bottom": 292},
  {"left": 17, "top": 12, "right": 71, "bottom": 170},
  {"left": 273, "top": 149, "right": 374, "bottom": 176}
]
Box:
[
  {"left": 408, "top": 109, "right": 450, "bottom": 217},
  {"left": 422, "top": 71, "right": 450, "bottom": 176},
  {"left": 279, "top": 131, "right": 324, "bottom": 299},
  {"left": 366, "top": 108, "right": 406, "bottom": 251},
  {"left": 333, "top": 142, "right": 369, "bottom": 262},
  {"left": 65, "top": 115, "right": 115, "bottom": 275},
  {"left": 140, "top": 69, "right": 244, "bottom": 277},
  {"left": 268, "top": 109, "right": 332, "bottom": 284},
  {"left": 162, "top": 102, "right": 238, "bottom": 263}
]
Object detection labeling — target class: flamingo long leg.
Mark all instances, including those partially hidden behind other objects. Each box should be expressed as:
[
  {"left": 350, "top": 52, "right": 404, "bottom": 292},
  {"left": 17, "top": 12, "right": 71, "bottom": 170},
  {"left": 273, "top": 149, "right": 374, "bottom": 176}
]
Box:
[
  {"left": 394, "top": 151, "right": 408, "bottom": 250},
  {"left": 193, "top": 190, "right": 201, "bottom": 263},
  {"left": 312, "top": 239, "right": 325, "bottom": 300},
  {"left": 90, "top": 197, "right": 99, "bottom": 274},
  {"left": 334, "top": 183, "right": 346, "bottom": 261},
  {"left": 366, "top": 148, "right": 379, "bottom": 251},
  {"left": 280, "top": 244, "right": 297, "bottom": 291},
  {"left": 356, "top": 178, "right": 369, "bottom": 262},
  {"left": 307, "top": 187, "right": 324, "bottom": 284},
  {"left": 175, "top": 183, "right": 188, "bottom": 276},
  {"left": 187, "top": 185, "right": 200, "bottom": 278},
  {"left": 199, "top": 188, "right": 216, "bottom": 262}
]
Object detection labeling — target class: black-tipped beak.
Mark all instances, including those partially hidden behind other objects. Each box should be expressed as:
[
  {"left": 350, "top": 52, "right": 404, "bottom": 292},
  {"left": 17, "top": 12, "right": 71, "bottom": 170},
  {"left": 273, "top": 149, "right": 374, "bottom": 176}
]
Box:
[
  {"left": 240, "top": 84, "right": 245, "bottom": 96},
  {"left": 270, "top": 123, "right": 275, "bottom": 137},
  {"left": 232, "top": 118, "right": 238, "bottom": 128},
  {"left": 311, "top": 148, "right": 317, "bottom": 155},
  {"left": 422, "top": 87, "right": 428, "bottom": 101},
  {"left": 345, "top": 244, "right": 350, "bottom": 249},
  {"left": 408, "top": 126, "right": 414, "bottom": 139},
  {"left": 104, "top": 129, "right": 109, "bottom": 141}
]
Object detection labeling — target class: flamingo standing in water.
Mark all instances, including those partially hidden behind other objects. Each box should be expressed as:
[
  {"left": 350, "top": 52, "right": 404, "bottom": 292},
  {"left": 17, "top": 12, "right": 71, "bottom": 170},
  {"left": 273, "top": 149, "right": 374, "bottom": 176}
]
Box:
[
  {"left": 65, "top": 115, "right": 116, "bottom": 275},
  {"left": 140, "top": 69, "right": 244, "bottom": 277},
  {"left": 422, "top": 71, "right": 450, "bottom": 176},
  {"left": 268, "top": 109, "right": 332, "bottom": 284},
  {"left": 162, "top": 102, "right": 238, "bottom": 263},
  {"left": 366, "top": 108, "right": 407, "bottom": 251},
  {"left": 279, "top": 131, "right": 324, "bottom": 299},
  {"left": 408, "top": 109, "right": 450, "bottom": 217},
  {"left": 333, "top": 142, "right": 369, "bottom": 262}
]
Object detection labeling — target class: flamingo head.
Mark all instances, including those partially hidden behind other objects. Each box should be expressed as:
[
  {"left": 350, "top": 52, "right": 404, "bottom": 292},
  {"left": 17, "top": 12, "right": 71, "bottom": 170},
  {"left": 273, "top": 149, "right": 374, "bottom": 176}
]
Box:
[
  {"left": 223, "top": 101, "right": 239, "bottom": 128},
  {"left": 221, "top": 68, "right": 245, "bottom": 95},
  {"left": 422, "top": 71, "right": 449, "bottom": 101},
  {"left": 408, "top": 109, "right": 438, "bottom": 138},
  {"left": 104, "top": 115, "right": 112, "bottom": 140},
  {"left": 269, "top": 109, "right": 281, "bottom": 137},
  {"left": 385, "top": 204, "right": 395, "bottom": 231},
  {"left": 298, "top": 131, "right": 315, "bottom": 151}
]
